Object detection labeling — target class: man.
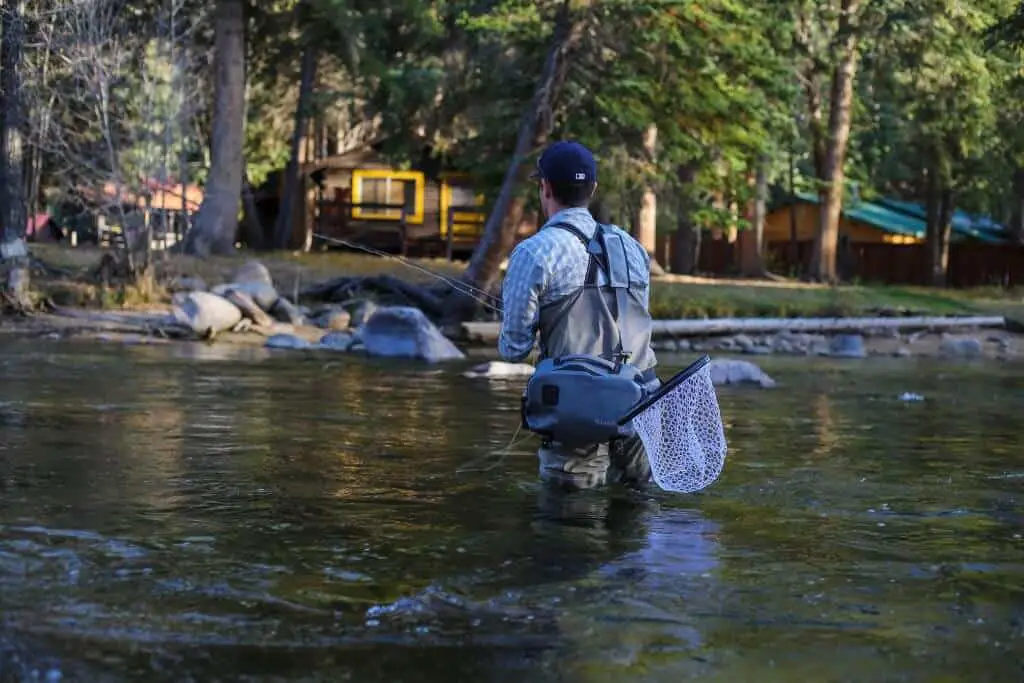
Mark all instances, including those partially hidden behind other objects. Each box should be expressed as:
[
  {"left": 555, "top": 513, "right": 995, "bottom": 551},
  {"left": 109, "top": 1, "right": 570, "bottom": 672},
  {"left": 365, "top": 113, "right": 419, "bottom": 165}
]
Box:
[{"left": 498, "top": 140, "right": 660, "bottom": 490}]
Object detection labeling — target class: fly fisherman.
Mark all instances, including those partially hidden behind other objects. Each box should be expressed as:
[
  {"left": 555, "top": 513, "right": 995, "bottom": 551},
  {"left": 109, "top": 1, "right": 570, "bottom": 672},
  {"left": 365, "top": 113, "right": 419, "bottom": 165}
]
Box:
[{"left": 498, "top": 140, "right": 660, "bottom": 490}]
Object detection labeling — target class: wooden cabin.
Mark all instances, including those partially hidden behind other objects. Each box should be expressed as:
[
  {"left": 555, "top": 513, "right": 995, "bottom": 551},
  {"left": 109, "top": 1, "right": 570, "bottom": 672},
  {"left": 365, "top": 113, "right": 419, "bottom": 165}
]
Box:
[
  {"left": 765, "top": 192, "right": 927, "bottom": 248},
  {"left": 262, "top": 145, "right": 539, "bottom": 257}
]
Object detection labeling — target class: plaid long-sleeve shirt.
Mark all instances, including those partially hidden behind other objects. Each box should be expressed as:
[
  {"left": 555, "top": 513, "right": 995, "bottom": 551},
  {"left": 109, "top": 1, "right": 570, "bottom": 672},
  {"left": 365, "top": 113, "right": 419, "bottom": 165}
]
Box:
[{"left": 497, "top": 207, "right": 653, "bottom": 362}]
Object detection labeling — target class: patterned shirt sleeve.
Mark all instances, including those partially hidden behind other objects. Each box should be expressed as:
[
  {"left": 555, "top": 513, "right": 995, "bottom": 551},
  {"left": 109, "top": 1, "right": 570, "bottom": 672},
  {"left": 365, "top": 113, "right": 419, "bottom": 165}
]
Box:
[{"left": 498, "top": 242, "right": 547, "bottom": 362}]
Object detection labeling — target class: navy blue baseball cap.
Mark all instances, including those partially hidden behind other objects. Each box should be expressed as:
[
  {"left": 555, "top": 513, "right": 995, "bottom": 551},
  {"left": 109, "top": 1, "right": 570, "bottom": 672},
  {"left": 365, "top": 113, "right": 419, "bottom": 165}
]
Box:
[{"left": 530, "top": 140, "right": 597, "bottom": 183}]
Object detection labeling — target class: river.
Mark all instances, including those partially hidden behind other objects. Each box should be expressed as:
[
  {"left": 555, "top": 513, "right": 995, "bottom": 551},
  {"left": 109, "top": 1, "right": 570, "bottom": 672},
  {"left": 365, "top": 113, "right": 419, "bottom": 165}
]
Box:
[{"left": 0, "top": 339, "right": 1021, "bottom": 682}]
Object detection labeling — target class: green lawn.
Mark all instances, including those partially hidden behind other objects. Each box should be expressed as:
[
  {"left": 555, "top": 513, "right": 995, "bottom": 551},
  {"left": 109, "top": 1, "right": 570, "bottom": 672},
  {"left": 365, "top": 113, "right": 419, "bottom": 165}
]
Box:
[{"left": 649, "top": 279, "right": 1023, "bottom": 321}]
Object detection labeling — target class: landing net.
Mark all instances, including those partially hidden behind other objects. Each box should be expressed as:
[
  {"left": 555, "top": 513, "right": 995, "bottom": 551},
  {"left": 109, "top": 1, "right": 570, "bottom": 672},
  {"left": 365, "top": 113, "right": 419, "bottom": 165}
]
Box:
[{"left": 627, "top": 359, "right": 728, "bottom": 494}]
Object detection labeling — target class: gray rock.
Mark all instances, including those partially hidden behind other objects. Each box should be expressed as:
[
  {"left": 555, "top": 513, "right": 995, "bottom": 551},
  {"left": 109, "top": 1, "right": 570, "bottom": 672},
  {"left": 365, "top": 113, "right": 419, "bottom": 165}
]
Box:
[
  {"left": 212, "top": 281, "right": 279, "bottom": 312},
  {"left": 233, "top": 260, "right": 274, "bottom": 287},
  {"left": 708, "top": 359, "right": 776, "bottom": 388},
  {"left": 652, "top": 339, "right": 678, "bottom": 352},
  {"left": 894, "top": 347, "right": 912, "bottom": 358},
  {"left": 462, "top": 361, "right": 535, "bottom": 379},
  {"left": 171, "top": 291, "right": 243, "bottom": 336},
  {"left": 359, "top": 306, "right": 465, "bottom": 362},
  {"left": 675, "top": 338, "right": 692, "bottom": 352},
  {"left": 716, "top": 337, "right": 739, "bottom": 351},
  {"left": 222, "top": 288, "right": 275, "bottom": 327},
  {"left": 829, "top": 334, "right": 867, "bottom": 358},
  {"left": 270, "top": 297, "right": 307, "bottom": 325},
  {"left": 320, "top": 331, "right": 355, "bottom": 351},
  {"left": 939, "top": 336, "right": 983, "bottom": 358},
  {"left": 733, "top": 334, "right": 755, "bottom": 351},
  {"left": 265, "top": 334, "right": 313, "bottom": 350}
]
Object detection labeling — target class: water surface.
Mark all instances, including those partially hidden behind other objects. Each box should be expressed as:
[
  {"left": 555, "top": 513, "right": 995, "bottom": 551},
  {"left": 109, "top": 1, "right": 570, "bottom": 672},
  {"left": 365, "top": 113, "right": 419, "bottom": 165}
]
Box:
[{"left": 0, "top": 339, "right": 1021, "bottom": 682}]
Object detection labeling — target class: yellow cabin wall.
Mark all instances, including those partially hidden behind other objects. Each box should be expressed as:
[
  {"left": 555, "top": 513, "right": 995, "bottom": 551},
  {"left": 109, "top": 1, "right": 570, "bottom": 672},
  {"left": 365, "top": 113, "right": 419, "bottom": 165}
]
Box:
[
  {"left": 764, "top": 203, "right": 924, "bottom": 245},
  {"left": 439, "top": 174, "right": 485, "bottom": 238}
]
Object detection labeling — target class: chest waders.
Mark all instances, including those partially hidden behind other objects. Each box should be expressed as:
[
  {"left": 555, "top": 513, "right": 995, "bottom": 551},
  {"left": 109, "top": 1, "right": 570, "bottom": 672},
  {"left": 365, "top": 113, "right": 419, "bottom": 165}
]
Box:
[{"left": 522, "top": 223, "right": 658, "bottom": 449}]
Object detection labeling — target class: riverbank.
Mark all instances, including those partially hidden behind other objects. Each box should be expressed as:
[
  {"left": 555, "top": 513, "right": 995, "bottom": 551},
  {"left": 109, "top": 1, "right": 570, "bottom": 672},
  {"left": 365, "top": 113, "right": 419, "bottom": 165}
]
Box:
[
  {"left": 3, "top": 244, "right": 1020, "bottom": 364},
  {"left": 25, "top": 243, "right": 1024, "bottom": 322}
]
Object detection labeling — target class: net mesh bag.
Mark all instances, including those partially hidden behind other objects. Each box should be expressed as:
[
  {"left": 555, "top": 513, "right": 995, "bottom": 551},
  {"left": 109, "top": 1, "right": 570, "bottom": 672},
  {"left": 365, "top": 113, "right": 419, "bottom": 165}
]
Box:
[{"left": 630, "top": 363, "right": 728, "bottom": 493}]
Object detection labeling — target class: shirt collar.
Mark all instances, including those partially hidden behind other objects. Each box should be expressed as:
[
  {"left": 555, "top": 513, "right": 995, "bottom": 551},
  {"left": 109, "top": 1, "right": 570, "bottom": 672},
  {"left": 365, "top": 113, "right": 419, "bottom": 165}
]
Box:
[{"left": 540, "top": 207, "right": 597, "bottom": 236}]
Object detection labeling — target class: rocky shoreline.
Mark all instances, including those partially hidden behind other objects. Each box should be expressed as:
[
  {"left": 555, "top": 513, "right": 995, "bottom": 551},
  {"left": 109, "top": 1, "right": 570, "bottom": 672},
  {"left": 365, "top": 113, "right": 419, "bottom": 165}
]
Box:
[
  {"left": 1, "top": 259, "right": 1019, "bottom": 366},
  {"left": 650, "top": 328, "right": 1019, "bottom": 361}
]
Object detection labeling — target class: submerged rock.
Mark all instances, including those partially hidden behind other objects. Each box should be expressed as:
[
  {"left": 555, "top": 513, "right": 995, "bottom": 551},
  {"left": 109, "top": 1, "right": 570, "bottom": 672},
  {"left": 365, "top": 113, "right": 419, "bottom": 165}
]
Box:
[
  {"left": 171, "top": 291, "right": 243, "bottom": 336},
  {"left": 265, "top": 334, "right": 313, "bottom": 350},
  {"left": 359, "top": 306, "right": 465, "bottom": 362},
  {"left": 708, "top": 359, "right": 776, "bottom": 388},
  {"left": 320, "top": 331, "right": 355, "bottom": 351},
  {"left": 462, "top": 361, "right": 535, "bottom": 379}
]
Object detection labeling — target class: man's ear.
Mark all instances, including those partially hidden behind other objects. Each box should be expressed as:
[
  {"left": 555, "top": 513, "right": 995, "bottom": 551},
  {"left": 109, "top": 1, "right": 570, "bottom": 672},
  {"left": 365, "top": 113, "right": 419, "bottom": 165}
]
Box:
[{"left": 541, "top": 180, "right": 552, "bottom": 200}]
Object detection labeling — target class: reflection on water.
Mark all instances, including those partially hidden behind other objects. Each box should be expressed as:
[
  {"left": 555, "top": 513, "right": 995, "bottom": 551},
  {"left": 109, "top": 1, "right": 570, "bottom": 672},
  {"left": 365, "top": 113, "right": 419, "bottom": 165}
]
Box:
[{"left": 0, "top": 339, "right": 1021, "bottom": 682}]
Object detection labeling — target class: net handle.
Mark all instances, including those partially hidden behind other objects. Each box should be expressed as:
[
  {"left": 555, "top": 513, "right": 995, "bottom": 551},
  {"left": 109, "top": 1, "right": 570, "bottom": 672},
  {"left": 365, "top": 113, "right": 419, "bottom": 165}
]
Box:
[{"left": 616, "top": 354, "right": 711, "bottom": 426}]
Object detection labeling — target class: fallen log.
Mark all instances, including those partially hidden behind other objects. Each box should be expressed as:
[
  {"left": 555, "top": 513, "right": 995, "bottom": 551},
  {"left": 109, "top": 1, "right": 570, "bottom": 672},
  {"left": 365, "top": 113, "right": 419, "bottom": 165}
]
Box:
[{"left": 460, "top": 315, "right": 1009, "bottom": 344}]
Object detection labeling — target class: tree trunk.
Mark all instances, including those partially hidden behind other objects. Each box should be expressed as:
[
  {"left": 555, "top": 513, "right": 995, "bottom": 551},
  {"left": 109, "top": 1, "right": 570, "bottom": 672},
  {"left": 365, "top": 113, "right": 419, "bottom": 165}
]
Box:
[
  {"left": 1011, "top": 167, "right": 1024, "bottom": 245},
  {"left": 635, "top": 123, "right": 658, "bottom": 257},
  {"left": 274, "top": 43, "right": 318, "bottom": 250},
  {"left": 0, "top": 0, "right": 31, "bottom": 311},
  {"left": 442, "top": 0, "right": 578, "bottom": 322},
  {"left": 670, "top": 162, "right": 701, "bottom": 274},
  {"left": 740, "top": 159, "right": 768, "bottom": 276},
  {"left": 183, "top": 0, "right": 246, "bottom": 257},
  {"left": 809, "top": 0, "right": 862, "bottom": 283},
  {"left": 926, "top": 171, "right": 953, "bottom": 288}
]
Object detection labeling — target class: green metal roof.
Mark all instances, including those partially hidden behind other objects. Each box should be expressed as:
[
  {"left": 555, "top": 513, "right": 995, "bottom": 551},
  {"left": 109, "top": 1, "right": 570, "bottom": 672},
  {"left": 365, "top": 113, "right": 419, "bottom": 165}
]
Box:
[
  {"left": 792, "top": 192, "right": 926, "bottom": 238},
  {"left": 789, "top": 192, "right": 1009, "bottom": 244},
  {"left": 876, "top": 197, "right": 1009, "bottom": 245}
]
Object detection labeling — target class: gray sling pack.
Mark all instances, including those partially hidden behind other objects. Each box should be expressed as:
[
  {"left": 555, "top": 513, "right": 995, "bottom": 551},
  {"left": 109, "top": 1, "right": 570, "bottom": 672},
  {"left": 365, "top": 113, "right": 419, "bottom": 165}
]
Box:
[{"left": 522, "top": 223, "right": 649, "bottom": 448}]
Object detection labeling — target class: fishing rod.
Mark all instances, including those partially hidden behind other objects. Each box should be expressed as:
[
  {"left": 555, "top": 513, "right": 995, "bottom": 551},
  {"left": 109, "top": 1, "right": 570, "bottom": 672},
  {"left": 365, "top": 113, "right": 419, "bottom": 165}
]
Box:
[{"left": 311, "top": 232, "right": 504, "bottom": 315}]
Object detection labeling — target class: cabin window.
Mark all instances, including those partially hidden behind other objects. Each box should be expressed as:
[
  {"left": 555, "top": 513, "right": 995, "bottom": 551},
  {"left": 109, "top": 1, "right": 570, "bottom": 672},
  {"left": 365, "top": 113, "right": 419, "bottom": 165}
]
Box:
[{"left": 351, "top": 170, "right": 424, "bottom": 224}]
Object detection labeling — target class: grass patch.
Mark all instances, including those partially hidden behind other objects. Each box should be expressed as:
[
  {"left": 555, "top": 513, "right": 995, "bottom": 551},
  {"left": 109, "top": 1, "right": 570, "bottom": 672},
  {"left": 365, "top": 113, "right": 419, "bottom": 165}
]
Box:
[
  {"left": 27, "top": 243, "right": 1023, "bottom": 322},
  {"left": 649, "top": 279, "right": 1022, "bottom": 320}
]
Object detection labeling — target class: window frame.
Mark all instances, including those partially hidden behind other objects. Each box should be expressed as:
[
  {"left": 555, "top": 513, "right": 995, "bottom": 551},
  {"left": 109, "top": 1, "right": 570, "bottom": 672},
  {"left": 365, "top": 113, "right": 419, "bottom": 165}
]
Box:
[{"left": 351, "top": 169, "right": 425, "bottom": 225}]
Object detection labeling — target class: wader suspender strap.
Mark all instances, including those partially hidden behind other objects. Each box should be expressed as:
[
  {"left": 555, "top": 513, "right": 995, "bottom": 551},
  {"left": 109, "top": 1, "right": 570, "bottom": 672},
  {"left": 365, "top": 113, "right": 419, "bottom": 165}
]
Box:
[{"left": 548, "top": 222, "right": 630, "bottom": 364}]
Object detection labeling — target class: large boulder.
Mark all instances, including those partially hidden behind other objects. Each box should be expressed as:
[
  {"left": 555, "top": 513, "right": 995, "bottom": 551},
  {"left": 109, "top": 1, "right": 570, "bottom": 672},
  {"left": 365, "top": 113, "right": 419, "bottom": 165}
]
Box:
[
  {"left": 211, "top": 281, "right": 279, "bottom": 312},
  {"left": 708, "top": 359, "right": 776, "bottom": 388},
  {"left": 233, "top": 260, "right": 274, "bottom": 287},
  {"left": 171, "top": 291, "right": 243, "bottom": 336},
  {"left": 358, "top": 306, "right": 465, "bottom": 362}
]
